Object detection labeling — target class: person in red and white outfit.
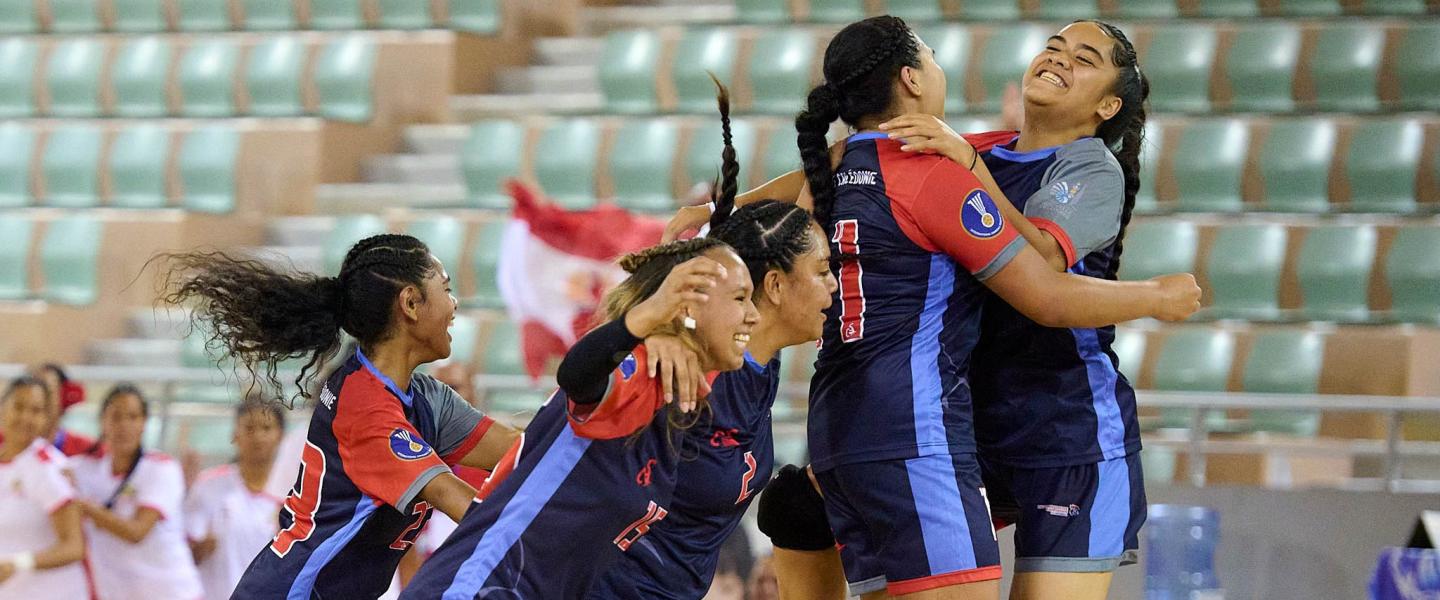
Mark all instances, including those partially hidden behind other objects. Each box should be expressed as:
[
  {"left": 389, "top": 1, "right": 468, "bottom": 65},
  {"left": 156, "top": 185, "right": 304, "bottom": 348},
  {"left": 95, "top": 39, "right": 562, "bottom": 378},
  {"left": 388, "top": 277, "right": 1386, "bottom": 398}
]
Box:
[
  {"left": 185, "top": 399, "right": 286, "bottom": 600},
  {"left": 72, "top": 384, "right": 204, "bottom": 600},
  {"left": 0, "top": 376, "right": 88, "bottom": 599}
]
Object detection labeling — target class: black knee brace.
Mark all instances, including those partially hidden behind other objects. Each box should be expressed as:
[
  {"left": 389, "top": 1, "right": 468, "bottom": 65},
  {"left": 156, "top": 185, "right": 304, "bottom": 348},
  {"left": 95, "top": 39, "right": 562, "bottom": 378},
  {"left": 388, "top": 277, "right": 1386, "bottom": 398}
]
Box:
[{"left": 756, "top": 464, "right": 835, "bottom": 551}]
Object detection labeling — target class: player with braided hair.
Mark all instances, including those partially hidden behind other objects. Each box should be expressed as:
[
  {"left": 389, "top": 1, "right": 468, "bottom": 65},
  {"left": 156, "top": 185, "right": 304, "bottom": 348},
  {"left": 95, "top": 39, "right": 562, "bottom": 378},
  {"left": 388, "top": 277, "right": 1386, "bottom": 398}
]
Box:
[
  {"left": 402, "top": 237, "right": 762, "bottom": 600},
  {"left": 157, "top": 234, "right": 520, "bottom": 598},
  {"left": 585, "top": 83, "right": 837, "bottom": 600}
]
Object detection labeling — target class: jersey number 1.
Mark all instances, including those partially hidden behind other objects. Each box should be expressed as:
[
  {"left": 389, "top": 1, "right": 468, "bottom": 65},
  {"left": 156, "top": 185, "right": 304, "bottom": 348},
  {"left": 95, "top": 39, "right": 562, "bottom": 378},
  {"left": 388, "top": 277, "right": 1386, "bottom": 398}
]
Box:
[
  {"left": 613, "top": 501, "right": 669, "bottom": 552},
  {"left": 832, "top": 219, "right": 865, "bottom": 343},
  {"left": 271, "top": 442, "right": 325, "bottom": 557}
]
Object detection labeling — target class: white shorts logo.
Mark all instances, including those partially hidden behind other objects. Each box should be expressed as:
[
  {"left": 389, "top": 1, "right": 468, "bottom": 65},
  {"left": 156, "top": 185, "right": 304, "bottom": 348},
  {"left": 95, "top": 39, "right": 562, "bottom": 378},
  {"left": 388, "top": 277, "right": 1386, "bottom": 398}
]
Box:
[{"left": 1038, "top": 503, "right": 1081, "bottom": 517}]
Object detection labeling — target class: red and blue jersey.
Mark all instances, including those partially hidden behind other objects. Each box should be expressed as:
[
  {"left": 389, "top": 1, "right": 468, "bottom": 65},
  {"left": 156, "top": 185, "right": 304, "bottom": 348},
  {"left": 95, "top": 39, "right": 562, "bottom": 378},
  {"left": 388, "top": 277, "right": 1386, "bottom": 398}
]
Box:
[
  {"left": 807, "top": 133, "right": 1026, "bottom": 471},
  {"left": 967, "top": 132, "right": 1142, "bottom": 467},
  {"left": 232, "top": 349, "right": 494, "bottom": 599},
  {"left": 586, "top": 352, "right": 780, "bottom": 599},
  {"left": 401, "top": 345, "right": 692, "bottom": 600}
]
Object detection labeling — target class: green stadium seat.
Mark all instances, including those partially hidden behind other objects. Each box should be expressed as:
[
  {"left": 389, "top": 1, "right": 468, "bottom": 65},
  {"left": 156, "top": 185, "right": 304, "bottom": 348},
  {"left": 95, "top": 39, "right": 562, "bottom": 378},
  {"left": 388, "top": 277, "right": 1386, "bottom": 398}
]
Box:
[
  {"left": 378, "top": 0, "right": 432, "bottom": 29},
  {"left": 672, "top": 28, "right": 738, "bottom": 114},
  {"left": 1152, "top": 328, "right": 1235, "bottom": 429},
  {"left": 533, "top": 119, "right": 599, "bottom": 209},
  {"left": 40, "top": 215, "right": 101, "bottom": 305},
  {"left": 40, "top": 126, "right": 102, "bottom": 208},
  {"left": 1395, "top": 24, "right": 1440, "bottom": 111},
  {"left": 1114, "top": 0, "right": 1178, "bottom": 18},
  {"left": 687, "top": 118, "right": 756, "bottom": 190},
  {"left": 747, "top": 29, "right": 814, "bottom": 115},
  {"left": 0, "top": 215, "right": 33, "bottom": 300},
  {"left": 1226, "top": 23, "right": 1300, "bottom": 113},
  {"left": 113, "top": 0, "right": 166, "bottom": 32},
  {"left": 1362, "top": 0, "right": 1425, "bottom": 14},
  {"left": 1035, "top": 0, "right": 1097, "bottom": 19},
  {"left": 1205, "top": 223, "right": 1287, "bottom": 320},
  {"left": 599, "top": 30, "right": 660, "bottom": 114},
  {"left": 179, "top": 126, "right": 240, "bottom": 214},
  {"left": 885, "top": 0, "right": 942, "bottom": 22},
  {"left": 1258, "top": 119, "right": 1335, "bottom": 213},
  {"left": 484, "top": 319, "right": 526, "bottom": 376},
  {"left": 1136, "top": 120, "right": 1162, "bottom": 213},
  {"left": 309, "top": 0, "right": 365, "bottom": 30},
  {"left": 112, "top": 36, "right": 172, "bottom": 117},
  {"left": 1242, "top": 330, "right": 1323, "bottom": 436},
  {"left": 1140, "top": 447, "right": 1176, "bottom": 483},
  {"left": 315, "top": 35, "right": 376, "bottom": 122},
  {"left": 1346, "top": 118, "right": 1422, "bottom": 213},
  {"left": 961, "top": 0, "right": 1020, "bottom": 20},
  {"left": 165, "top": 416, "right": 234, "bottom": 457},
  {"left": 0, "top": 1, "right": 37, "bottom": 34},
  {"left": 325, "top": 214, "right": 387, "bottom": 275},
  {"left": 1118, "top": 220, "right": 1197, "bottom": 282},
  {"left": 239, "top": 0, "right": 295, "bottom": 30},
  {"left": 246, "top": 36, "right": 305, "bottom": 117},
  {"left": 48, "top": 0, "right": 100, "bottom": 32},
  {"left": 807, "top": 0, "right": 864, "bottom": 22},
  {"left": 979, "top": 24, "right": 1047, "bottom": 112},
  {"left": 735, "top": 0, "right": 789, "bottom": 23},
  {"left": 1111, "top": 328, "right": 1146, "bottom": 380},
  {"left": 448, "top": 313, "right": 480, "bottom": 367},
  {"left": 1143, "top": 24, "right": 1217, "bottom": 113},
  {"left": 448, "top": 0, "right": 499, "bottom": 33},
  {"left": 406, "top": 216, "right": 465, "bottom": 274},
  {"left": 918, "top": 24, "right": 969, "bottom": 114},
  {"left": 1172, "top": 119, "right": 1247, "bottom": 213},
  {"left": 178, "top": 39, "right": 238, "bottom": 117},
  {"left": 0, "top": 125, "right": 34, "bottom": 208},
  {"left": 780, "top": 343, "right": 816, "bottom": 384},
  {"left": 462, "top": 120, "right": 524, "bottom": 210},
  {"left": 610, "top": 119, "right": 678, "bottom": 213},
  {"left": 108, "top": 125, "right": 170, "bottom": 209},
  {"left": 1386, "top": 227, "right": 1440, "bottom": 323},
  {"left": 1193, "top": 0, "right": 1258, "bottom": 17},
  {"left": 468, "top": 219, "right": 507, "bottom": 308},
  {"left": 1277, "top": 0, "right": 1340, "bottom": 16},
  {"left": 761, "top": 129, "right": 800, "bottom": 183},
  {"left": 1311, "top": 24, "right": 1384, "bottom": 112},
  {"left": 1296, "top": 225, "right": 1376, "bottom": 322},
  {"left": 0, "top": 38, "right": 36, "bottom": 118},
  {"left": 45, "top": 38, "right": 103, "bottom": 117},
  {"left": 177, "top": 0, "right": 230, "bottom": 31}
]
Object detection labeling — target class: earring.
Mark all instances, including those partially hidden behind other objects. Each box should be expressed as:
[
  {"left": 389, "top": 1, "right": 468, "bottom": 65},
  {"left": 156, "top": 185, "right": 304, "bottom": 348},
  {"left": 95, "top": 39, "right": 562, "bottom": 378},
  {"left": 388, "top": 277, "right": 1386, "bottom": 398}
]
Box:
[{"left": 682, "top": 308, "right": 697, "bottom": 330}]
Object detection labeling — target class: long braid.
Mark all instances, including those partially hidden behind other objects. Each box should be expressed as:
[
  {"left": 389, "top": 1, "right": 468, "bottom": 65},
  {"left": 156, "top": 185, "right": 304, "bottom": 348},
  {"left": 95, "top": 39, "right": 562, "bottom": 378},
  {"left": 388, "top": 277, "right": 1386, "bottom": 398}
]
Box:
[
  {"left": 1087, "top": 20, "right": 1148, "bottom": 281},
  {"left": 708, "top": 74, "right": 741, "bottom": 232}
]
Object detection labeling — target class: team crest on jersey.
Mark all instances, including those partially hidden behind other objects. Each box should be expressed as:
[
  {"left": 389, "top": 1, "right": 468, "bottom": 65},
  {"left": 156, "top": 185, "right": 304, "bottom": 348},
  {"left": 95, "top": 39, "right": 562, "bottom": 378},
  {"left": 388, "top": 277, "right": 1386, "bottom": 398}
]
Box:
[
  {"left": 389, "top": 428, "right": 433, "bottom": 461},
  {"left": 1050, "top": 181, "right": 1084, "bottom": 205},
  {"left": 620, "top": 353, "right": 638, "bottom": 381},
  {"left": 961, "top": 189, "right": 1004, "bottom": 239}
]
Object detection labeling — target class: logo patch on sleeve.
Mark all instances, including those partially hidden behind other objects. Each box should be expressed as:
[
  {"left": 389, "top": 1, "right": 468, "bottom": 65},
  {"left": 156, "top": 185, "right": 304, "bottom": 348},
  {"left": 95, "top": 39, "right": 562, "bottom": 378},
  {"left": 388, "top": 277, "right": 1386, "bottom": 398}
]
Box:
[
  {"left": 1050, "top": 181, "right": 1084, "bottom": 205},
  {"left": 961, "top": 189, "right": 1004, "bottom": 239},
  {"left": 389, "top": 429, "right": 434, "bottom": 461},
  {"left": 619, "top": 353, "right": 638, "bottom": 381}
]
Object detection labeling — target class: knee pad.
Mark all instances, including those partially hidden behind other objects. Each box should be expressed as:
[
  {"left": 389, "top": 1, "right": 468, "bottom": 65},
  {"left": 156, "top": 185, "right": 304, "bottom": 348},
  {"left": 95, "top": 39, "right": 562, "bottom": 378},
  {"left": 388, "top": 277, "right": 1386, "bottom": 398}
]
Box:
[{"left": 757, "top": 464, "right": 835, "bottom": 551}]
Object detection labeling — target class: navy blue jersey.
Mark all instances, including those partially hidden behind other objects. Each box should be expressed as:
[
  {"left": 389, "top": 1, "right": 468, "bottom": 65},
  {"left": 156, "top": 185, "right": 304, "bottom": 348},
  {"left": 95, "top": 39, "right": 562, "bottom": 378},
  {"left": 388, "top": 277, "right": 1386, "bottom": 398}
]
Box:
[
  {"left": 967, "top": 132, "right": 1142, "bottom": 468},
  {"left": 233, "top": 350, "right": 494, "bottom": 599},
  {"left": 587, "top": 353, "right": 780, "bottom": 599},
  {"left": 808, "top": 133, "right": 1026, "bottom": 471},
  {"left": 401, "top": 345, "right": 691, "bottom": 600}
]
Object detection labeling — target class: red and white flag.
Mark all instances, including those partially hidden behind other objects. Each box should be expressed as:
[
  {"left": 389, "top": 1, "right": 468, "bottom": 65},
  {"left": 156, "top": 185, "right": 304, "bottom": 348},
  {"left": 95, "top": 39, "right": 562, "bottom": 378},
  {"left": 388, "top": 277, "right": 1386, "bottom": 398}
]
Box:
[{"left": 496, "top": 180, "right": 667, "bottom": 379}]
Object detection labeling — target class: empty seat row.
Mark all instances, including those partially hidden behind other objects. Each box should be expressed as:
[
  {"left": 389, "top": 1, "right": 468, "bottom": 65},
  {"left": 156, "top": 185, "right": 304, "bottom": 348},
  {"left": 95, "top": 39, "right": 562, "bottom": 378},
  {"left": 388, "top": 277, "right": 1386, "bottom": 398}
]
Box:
[
  {"left": 0, "top": 0, "right": 501, "bottom": 34},
  {"left": 736, "top": 0, "right": 1431, "bottom": 23},
  {"left": 0, "top": 122, "right": 240, "bottom": 212},
  {"left": 0, "top": 214, "right": 103, "bottom": 305},
  {"left": 1119, "top": 220, "right": 1440, "bottom": 324},
  {"left": 0, "top": 33, "right": 376, "bottom": 121},
  {"left": 599, "top": 21, "right": 1440, "bottom": 117}
]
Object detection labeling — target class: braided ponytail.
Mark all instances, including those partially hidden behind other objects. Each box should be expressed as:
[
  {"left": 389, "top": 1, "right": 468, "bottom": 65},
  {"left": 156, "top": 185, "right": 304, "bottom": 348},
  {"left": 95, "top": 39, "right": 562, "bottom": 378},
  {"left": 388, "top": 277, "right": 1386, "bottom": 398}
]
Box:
[
  {"left": 708, "top": 73, "right": 741, "bottom": 232},
  {"left": 1087, "top": 20, "right": 1149, "bottom": 281}
]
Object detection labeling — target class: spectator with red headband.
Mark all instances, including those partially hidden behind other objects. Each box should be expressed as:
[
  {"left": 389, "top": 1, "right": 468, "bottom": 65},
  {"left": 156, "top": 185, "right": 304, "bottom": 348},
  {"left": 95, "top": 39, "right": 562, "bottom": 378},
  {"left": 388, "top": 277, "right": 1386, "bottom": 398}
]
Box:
[{"left": 29, "top": 364, "right": 94, "bottom": 457}]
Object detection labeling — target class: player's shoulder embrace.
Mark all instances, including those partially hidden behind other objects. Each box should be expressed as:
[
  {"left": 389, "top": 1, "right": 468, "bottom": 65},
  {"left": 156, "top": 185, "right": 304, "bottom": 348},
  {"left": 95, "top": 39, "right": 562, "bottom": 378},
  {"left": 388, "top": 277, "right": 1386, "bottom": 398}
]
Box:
[{"left": 1058, "top": 137, "right": 1122, "bottom": 173}]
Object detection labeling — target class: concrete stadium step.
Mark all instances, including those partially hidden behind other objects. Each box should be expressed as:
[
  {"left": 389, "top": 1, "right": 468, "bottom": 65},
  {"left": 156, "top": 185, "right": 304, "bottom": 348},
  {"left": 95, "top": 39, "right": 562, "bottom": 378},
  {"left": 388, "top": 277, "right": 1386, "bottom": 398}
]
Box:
[
  {"left": 581, "top": 3, "right": 733, "bottom": 34},
  {"left": 88, "top": 338, "right": 182, "bottom": 368},
  {"left": 533, "top": 37, "right": 605, "bottom": 67},
  {"left": 495, "top": 65, "right": 599, "bottom": 95},
  {"left": 315, "top": 183, "right": 468, "bottom": 213},
  {"left": 364, "top": 154, "right": 462, "bottom": 186},
  {"left": 128, "top": 307, "right": 194, "bottom": 340},
  {"left": 266, "top": 216, "right": 336, "bottom": 247},
  {"left": 404, "top": 124, "right": 471, "bottom": 155},
  {"left": 449, "top": 92, "right": 603, "bottom": 120}
]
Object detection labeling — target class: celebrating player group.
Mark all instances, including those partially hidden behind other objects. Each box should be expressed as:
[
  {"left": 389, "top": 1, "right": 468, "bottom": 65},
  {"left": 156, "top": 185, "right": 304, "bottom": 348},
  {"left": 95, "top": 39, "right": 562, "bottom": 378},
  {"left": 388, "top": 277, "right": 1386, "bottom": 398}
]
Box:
[{"left": 90, "top": 14, "right": 1200, "bottom": 600}]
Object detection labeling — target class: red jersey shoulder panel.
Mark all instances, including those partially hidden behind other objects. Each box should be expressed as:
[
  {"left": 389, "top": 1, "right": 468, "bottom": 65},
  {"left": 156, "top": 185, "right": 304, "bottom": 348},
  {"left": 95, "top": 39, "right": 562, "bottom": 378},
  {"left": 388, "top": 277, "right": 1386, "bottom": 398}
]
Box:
[
  {"left": 963, "top": 131, "right": 1019, "bottom": 153},
  {"left": 567, "top": 344, "right": 667, "bottom": 440}
]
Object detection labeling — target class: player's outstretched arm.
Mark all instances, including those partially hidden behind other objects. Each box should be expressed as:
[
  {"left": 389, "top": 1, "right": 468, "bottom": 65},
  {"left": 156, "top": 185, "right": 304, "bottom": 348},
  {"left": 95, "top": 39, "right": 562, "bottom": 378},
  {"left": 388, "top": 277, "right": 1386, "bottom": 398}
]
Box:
[
  {"left": 456, "top": 421, "right": 521, "bottom": 471},
  {"left": 418, "top": 472, "right": 479, "bottom": 522},
  {"left": 985, "top": 246, "right": 1200, "bottom": 327}
]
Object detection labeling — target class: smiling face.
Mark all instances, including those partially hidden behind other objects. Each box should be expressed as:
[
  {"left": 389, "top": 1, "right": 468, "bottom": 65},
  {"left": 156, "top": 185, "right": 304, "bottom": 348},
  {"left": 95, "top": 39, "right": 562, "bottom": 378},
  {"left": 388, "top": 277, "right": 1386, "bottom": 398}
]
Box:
[
  {"left": 405, "top": 255, "right": 458, "bottom": 364},
  {"left": 1023, "top": 21, "right": 1125, "bottom": 129},
  {"left": 692, "top": 248, "right": 760, "bottom": 372}
]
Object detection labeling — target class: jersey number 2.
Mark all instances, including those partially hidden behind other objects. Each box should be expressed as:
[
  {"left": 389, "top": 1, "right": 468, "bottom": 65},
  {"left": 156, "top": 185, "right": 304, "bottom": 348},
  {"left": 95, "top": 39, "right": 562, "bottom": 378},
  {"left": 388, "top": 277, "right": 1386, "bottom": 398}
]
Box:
[
  {"left": 832, "top": 219, "right": 865, "bottom": 343},
  {"left": 271, "top": 442, "right": 325, "bottom": 557},
  {"left": 735, "top": 451, "right": 757, "bottom": 504},
  {"left": 613, "top": 501, "right": 669, "bottom": 552}
]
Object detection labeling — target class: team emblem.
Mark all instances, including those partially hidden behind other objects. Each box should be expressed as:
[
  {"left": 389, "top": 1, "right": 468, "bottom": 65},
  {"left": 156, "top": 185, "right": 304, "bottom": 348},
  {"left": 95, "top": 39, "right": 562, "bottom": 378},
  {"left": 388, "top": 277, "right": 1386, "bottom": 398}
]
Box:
[
  {"left": 1050, "top": 181, "right": 1084, "bottom": 205},
  {"left": 620, "top": 353, "right": 638, "bottom": 381},
  {"left": 389, "top": 428, "right": 433, "bottom": 461},
  {"left": 1038, "top": 503, "right": 1082, "bottom": 517},
  {"left": 961, "top": 189, "right": 1004, "bottom": 239}
]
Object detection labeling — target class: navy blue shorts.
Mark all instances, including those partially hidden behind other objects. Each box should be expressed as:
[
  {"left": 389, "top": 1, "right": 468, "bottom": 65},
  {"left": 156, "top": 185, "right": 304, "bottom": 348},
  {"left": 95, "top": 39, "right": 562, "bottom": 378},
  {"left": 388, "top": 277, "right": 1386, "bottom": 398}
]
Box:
[
  {"left": 979, "top": 452, "right": 1146, "bottom": 573},
  {"left": 814, "top": 453, "right": 1002, "bottom": 596}
]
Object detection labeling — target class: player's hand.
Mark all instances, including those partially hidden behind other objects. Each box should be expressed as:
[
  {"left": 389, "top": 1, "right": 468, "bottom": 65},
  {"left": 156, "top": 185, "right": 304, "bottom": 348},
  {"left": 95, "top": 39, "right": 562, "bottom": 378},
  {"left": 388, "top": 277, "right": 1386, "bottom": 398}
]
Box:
[
  {"left": 644, "top": 335, "right": 709, "bottom": 412},
  {"left": 879, "top": 114, "right": 977, "bottom": 167},
  {"left": 626, "top": 256, "right": 727, "bottom": 337},
  {"left": 1150, "top": 273, "right": 1202, "bottom": 322},
  {"left": 661, "top": 205, "right": 713, "bottom": 243},
  {"left": 0, "top": 562, "right": 13, "bottom": 585}
]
